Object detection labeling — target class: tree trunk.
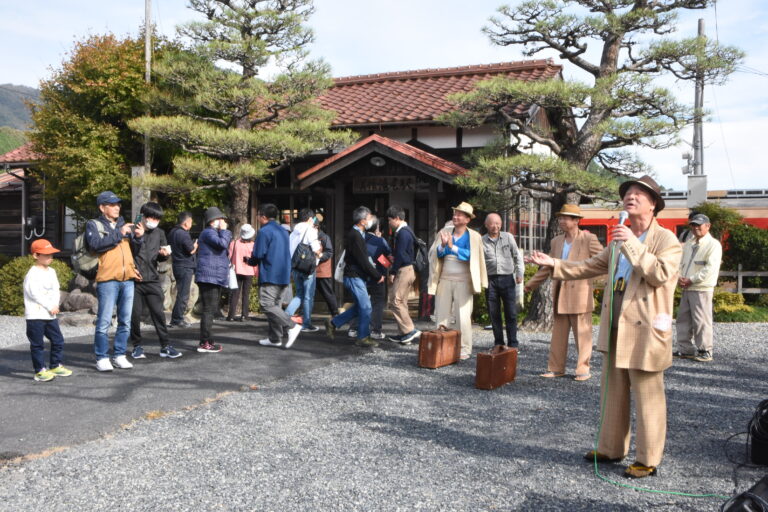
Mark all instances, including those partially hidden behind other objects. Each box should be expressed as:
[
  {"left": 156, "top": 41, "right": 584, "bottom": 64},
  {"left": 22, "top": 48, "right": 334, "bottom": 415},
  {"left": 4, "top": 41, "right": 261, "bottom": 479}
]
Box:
[
  {"left": 522, "top": 279, "right": 553, "bottom": 332},
  {"left": 230, "top": 180, "right": 250, "bottom": 231}
]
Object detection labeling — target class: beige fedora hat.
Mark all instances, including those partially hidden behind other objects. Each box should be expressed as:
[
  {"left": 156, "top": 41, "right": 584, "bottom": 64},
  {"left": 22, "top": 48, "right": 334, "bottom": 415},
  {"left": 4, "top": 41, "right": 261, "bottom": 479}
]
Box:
[
  {"left": 452, "top": 201, "right": 476, "bottom": 219},
  {"left": 554, "top": 204, "right": 584, "bottom": 218}
]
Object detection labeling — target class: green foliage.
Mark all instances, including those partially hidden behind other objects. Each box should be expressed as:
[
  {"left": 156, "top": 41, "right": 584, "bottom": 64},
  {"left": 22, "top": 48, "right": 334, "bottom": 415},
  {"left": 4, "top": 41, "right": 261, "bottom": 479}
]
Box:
[
  {"left": 130, "top": 0, "right": 356, "bottom": 224},
  {"left": 249, "top": 282, "right": 261, "bottom": 315},
  {"left": 714, "top": 306, "right": 768, "bottom": 323},
  {"left": 0, "top": 257, "right": 73, "bottom": 316},
  {"left": 0, "top": 126, "right": 27, "bottom": 154},
  {"left": 30, "top": 34, "right": 177, "bottom": 214},
  {"left": 723, "top": 223, "right": 768, "bottom": 274}
]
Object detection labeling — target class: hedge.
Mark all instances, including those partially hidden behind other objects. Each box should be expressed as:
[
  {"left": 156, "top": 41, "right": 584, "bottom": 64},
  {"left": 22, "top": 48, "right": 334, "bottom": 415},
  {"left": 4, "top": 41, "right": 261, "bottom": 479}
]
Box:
[{"left": 0, "top": 256, "right": 74, "bottom": 316}]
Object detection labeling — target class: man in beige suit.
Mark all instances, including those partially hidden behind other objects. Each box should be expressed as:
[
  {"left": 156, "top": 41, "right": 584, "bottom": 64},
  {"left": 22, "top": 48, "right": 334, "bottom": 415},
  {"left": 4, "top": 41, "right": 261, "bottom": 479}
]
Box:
[
  {"left": 428, "top": 202, "right": 488, "bottom": 360},
  {"left": 525, "top": 204, "right": 604, "bottom": 381},
  {"left": 528, "top": 176, "right": 682, "bottom": 479}
]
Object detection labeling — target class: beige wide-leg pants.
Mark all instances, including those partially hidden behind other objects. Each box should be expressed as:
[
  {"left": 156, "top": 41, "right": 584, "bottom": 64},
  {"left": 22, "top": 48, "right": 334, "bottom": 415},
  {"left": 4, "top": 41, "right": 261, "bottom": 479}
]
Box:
[
  {"left": 548, "top": 312, "right": 594, "bottom": 376},
  {"left": 434, "top": 279, "right": 474, "bottom": 356}
]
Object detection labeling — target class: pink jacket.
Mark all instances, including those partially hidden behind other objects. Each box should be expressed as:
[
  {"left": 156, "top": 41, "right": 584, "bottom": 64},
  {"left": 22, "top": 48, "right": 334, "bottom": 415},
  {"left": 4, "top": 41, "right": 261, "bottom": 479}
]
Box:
[{"left": 229, "top": 239, "right": 257, "bottom": 277}]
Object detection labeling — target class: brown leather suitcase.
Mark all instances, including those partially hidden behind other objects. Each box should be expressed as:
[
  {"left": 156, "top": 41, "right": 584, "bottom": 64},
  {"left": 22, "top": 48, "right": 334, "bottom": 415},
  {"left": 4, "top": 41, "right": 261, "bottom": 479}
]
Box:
[
  {"left": 418, "top": 326, "right": 460, "bottom": 369},
  {"left": 475, "top": 346, "right": 518, "bottom": 390}
]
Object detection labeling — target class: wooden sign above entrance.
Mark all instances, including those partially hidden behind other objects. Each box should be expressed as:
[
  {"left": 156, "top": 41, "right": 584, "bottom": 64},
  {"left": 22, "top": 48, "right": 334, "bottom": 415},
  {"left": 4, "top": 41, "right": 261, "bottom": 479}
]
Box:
[{"left": 353, "top": 176, "right": 427, "bottom": 193}]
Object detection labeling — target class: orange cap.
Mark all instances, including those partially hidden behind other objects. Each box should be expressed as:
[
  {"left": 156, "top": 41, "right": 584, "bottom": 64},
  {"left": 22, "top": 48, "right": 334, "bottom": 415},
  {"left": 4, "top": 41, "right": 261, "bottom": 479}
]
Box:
[{"left": 30, "top": 239, "right": 60, "bottom": 255}]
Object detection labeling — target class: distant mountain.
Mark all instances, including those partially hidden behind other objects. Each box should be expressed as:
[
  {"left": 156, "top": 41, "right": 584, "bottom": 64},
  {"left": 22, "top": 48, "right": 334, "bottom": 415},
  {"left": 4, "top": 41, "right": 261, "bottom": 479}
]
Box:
[
  {"left": 0, "top": 84, "right": 39, "bottom": 130},
  {"left": 0, "top": 127, "right": 27, "bottom": 155}
]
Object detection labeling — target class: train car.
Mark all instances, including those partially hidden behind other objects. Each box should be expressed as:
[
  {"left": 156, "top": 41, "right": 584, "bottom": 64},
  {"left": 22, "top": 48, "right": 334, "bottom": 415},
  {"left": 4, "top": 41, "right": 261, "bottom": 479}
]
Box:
[{"left": 578, "top": 189, "right": 768, "bottom": 246}]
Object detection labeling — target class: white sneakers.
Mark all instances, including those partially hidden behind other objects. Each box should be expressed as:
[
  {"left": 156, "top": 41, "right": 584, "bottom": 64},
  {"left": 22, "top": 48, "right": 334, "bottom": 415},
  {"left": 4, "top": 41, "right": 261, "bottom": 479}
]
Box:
[
  {"left": 259, "top": 338, "right": 282, "bottom": 347},
  {"left": 95, "top": 358, "right": 113, "bottom": 372},
  {"left": 112, "top": 355, "right": 134, "bottom": 369},
  {"left": 286, "top": 323, "right": 302, "bottom": 349}
]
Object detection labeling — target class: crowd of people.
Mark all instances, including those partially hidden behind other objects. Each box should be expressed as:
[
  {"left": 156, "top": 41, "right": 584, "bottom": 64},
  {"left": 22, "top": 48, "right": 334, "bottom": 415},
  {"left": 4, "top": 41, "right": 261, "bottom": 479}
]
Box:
[{"left": 22, "top": 178, "right": 724, "bottom": 480}]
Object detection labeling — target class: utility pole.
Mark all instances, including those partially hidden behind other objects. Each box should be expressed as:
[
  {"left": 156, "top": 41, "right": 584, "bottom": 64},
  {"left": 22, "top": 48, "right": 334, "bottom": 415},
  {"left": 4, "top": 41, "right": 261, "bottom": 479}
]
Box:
[
  {"left": 686, "top": 18, "right": 707, "bottom": 208},
  {"left": 132, "top": 0, "right": 151, "bottom": 220}
]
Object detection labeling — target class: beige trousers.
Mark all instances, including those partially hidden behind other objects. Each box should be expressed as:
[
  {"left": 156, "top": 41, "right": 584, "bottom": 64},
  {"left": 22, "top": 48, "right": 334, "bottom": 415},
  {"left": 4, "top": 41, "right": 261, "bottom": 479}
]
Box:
[
  {"left": 676, "top": 290, "right": 714, "bottom": 354},
  {"left": 598, "top": 291, "right": 667, "bottom": 467},
  {"left": 388, "top": 265, "right": 415, "bottom": 334},
  {"left": 548, "top": 312, "right": 593, "bottom": 376},
  {"left": 434, "top": 279, "right": 474, "bottom": 356}
]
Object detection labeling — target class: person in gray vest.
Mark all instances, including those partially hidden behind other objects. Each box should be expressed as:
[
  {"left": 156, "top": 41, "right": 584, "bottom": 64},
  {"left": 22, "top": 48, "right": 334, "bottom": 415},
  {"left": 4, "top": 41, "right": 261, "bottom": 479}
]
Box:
[{"left": 481, "top": 213, "right": 524, "bottom": 349}]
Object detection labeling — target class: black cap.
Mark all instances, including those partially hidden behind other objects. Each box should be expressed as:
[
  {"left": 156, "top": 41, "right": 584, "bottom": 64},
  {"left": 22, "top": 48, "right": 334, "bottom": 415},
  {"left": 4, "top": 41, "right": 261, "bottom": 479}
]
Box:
[{"left": 689, "top": 214, "right": 711, "bottom": 225}]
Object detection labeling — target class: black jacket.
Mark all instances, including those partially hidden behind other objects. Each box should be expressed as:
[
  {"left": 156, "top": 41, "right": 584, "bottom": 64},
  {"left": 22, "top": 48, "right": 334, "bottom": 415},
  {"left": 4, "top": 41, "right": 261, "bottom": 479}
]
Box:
[
  {"left": 131, "top": 227, "right": 168, "bottom": 283},
  {"left": 168, "top": 225, "right": 196, "bottom": 269},
  {"left": 343, "top": 227, "right": 381, "bottom": 281}
]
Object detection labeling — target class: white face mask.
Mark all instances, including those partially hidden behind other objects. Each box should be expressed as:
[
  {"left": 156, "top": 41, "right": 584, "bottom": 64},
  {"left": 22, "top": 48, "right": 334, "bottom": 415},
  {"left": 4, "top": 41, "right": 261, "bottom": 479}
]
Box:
[
  {"left": 365, "top": 219, "right": 374, "bottom": 230},
  {"left": 213, "top": 220, "right": 221, "bottom": 229},
  {"left": 145, "top": 220, "right": 159, "bottom": 230}
]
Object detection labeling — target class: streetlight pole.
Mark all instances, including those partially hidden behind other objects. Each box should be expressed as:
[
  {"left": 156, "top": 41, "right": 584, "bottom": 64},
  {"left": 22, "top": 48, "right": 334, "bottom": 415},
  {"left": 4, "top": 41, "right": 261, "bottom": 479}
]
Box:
[{"left": 132, "top": 0, "right": 151, "bottom": 220}]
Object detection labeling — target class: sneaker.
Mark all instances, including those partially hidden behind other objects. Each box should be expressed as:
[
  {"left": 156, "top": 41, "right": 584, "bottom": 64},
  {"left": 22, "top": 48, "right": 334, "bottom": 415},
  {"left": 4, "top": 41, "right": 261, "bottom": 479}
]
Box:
[
  {"left": 131, "top": 346, "right": 146, "bottom": 359},
  {"left": 290, "top": 315, "right": 303, "bottom": 325},
  {"left": 324, "top": 318, "right": 336, "bottom": 340},
  {"left": 197, "top": 341, "right": 222, "bottom": 353},
  {"left": 259, "top": 338, "right": 283, "bottom": 347},
  {"left": 168, "top": 321, "right": 192, "bottom": 328},
  {"left": 95, "top": 358, "right": 114, "bottom": 372},
  {"left": 399, "top": 330, "right": 421, "bottom": 345},
  {"left": 370, "top": 331, "right": 386, "bottom": 340},
  {"left": 387, "top": 333, "right": 403, "bottom": 343},
  {"left": 302, "top": 325, "right": 320, "bottom": 333},
  {"left": 34, "top": 369, "right": 55, "bottom": 382},
  {"left": 160, "top": 346, "right": 182, "bottom": 359},
  {"left": 347, "top": 329, "right": 358, "bottom": 339},
  {"left": 694, "top": 350, "right": 713, "bottom": 362},
  {"left": 112, "top": 355, "right": 134, "bottom": 369},
  {"left": 286, "top": 323, "right": 302, "bottom": 349},
  {"left": 355, "top": 337, "right": 379, "bottom": 348},
  {"left": 49, "top": 365, "right": 73, "bottom": 377},
  {"left": 459, "top": 353, "right": 471, "bottom": 361},
  {"left": 672, "top": 351, "right": 695, "bottom": 359},
  {"left": 484, "top": 324, "right": 493, "bottom": 330}
]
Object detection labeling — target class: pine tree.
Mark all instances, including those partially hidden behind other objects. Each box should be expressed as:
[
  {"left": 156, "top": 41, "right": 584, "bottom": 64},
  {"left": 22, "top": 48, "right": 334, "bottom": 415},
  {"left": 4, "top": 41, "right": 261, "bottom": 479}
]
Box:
[
  {"left": 129, "top": 0, "right": 354, "bottom": 226},
  {"left": 442, "top": 0, "right": 743, "bottom": 330}
]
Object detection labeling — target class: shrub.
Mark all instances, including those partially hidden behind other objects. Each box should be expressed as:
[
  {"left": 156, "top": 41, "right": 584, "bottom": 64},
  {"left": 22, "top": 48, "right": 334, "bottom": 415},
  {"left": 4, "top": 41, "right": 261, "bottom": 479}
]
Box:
[{"left": 0, "top": 256, "right": 74, "bottom": 316}]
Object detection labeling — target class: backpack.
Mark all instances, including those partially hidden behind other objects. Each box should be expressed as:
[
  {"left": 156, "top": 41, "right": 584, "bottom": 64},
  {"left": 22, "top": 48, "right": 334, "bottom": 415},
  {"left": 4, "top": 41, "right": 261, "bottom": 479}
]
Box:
[
  {"left": 71, "top": 220, "right": 107, "bottom": 278},
  {"left": 404, "top": 226, "right": 428, "bottom": 274},
  {"left": 291, "top": 228, "right": 317, "bottom": 275}
]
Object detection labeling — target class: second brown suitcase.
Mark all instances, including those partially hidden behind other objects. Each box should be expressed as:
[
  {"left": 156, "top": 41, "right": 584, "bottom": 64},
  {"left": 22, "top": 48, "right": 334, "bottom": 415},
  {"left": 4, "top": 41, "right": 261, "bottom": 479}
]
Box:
[
  {"left": 475, "top": 345, "right": 518, "bottom": 390},
  {"left": 418, "top": 326, "right": 460, "bottom": 369}
]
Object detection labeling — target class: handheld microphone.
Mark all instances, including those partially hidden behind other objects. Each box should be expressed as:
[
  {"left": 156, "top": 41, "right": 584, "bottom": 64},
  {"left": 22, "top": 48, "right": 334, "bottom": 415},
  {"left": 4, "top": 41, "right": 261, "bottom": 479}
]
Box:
[{"left": 617, "top": 211, "right": 629, "bottom": 225}]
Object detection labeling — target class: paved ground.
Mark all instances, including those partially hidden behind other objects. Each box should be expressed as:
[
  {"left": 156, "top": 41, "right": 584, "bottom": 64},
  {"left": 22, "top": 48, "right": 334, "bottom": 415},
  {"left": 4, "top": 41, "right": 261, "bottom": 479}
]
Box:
[
  {"left": 0, "top": 320, "right": 766, "bottom": 511},
  {"left": 0, "top": 318, "right": 366, "bottom": 458}
]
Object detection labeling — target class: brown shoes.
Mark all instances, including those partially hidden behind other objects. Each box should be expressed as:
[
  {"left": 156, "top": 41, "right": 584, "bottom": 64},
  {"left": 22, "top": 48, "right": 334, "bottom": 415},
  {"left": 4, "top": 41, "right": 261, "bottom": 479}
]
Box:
[
  {"left": 624, "top": 462, "right": 658, "bottom": 478},
  {"left": 583, "top": 450, "right": 624, "bottom": 463}
]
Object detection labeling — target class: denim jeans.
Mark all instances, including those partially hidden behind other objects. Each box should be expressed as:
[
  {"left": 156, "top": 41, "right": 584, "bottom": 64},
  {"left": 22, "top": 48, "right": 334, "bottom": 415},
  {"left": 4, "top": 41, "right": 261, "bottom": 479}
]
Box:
[
  {"left": 94, "top": 280, "right": 134, "bottom": 360},
  {"left": 486, "top": 274, "right": 519, "bottom": 347},
  {"left": 171, "top": 266, "right": 194, "bottom": 325},
  {"left": 331, "top": 276, "right": 372, "bottom": 340},
  {"left": 286, "top": 270, "right": 316, "bottom": 328},
  {"left": 27, "top": 319, "right": 65, "bottom": 372},
  {"left": 351, "top": 280, "right": 385, "bottom": 333}
]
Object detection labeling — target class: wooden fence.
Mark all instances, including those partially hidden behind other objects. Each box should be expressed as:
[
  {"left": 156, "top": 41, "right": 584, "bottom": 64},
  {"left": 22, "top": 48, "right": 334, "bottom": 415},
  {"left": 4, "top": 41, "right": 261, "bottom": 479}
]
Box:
[{"left": 719, "top": 264, "right": 768, "bottom": 294}]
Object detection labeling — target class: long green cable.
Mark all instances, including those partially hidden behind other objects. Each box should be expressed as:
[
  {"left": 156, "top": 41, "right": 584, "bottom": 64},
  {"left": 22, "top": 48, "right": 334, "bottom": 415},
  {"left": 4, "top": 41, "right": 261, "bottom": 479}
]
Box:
[{"left": 590, "top": 242, "right": 730, "bottom": 499}]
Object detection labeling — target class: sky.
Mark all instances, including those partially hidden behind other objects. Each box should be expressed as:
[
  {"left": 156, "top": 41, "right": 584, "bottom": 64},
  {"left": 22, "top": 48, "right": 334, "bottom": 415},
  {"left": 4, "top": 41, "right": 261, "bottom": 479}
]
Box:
[{"left": 1, "top": 0, "right": 766, "bottom": 192}]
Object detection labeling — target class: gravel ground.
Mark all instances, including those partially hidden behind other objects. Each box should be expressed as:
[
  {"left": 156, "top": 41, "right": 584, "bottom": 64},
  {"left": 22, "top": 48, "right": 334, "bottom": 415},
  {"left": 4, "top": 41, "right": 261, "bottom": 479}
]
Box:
[
  {"left": 0, "top": 321, "right": 766, "bottom": 511},
  {"left": 0, "top": 314, "right": 97, "bottom": 350}
]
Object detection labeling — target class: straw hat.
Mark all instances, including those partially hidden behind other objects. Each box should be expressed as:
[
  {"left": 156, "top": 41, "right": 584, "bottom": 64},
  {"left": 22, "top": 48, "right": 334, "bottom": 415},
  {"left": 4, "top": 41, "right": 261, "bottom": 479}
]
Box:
[
  {"left": 618, "top": 175, "right": 665, "bottom": 214},
  {"left": 554, "top": 204, "right": 583, "bottom": 218},
  {"left": 452, "top": 201, "right": 476, "bottom": 219}
]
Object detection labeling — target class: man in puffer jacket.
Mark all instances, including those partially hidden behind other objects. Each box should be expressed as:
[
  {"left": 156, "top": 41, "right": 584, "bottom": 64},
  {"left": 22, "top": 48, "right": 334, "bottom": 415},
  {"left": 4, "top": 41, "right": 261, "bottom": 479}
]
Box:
[
  {"left": 195, "top": 207, "right": 232, "bottom": 353},
  {"left": 85, "top": 191, "right": 141, "bottom": 372}
]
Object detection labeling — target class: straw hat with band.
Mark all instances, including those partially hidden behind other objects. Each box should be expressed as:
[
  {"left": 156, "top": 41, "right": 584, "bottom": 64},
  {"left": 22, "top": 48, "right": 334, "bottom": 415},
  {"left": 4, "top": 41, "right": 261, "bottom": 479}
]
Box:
[
  {"left": 618, "top": 175, "right": 665, "bottom": 214},
  {"left": 452, "top": 201, "right": 476, "bottom": 219},
  {"left": 554, "top": 204, "right": 584, "bottom": 218}
]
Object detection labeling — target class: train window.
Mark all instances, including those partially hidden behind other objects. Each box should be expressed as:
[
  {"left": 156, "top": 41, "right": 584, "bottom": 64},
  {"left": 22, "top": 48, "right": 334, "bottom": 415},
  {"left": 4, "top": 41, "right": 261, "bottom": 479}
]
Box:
[{"left": 582, "top": 225, "right": 607, "bottom": 246}]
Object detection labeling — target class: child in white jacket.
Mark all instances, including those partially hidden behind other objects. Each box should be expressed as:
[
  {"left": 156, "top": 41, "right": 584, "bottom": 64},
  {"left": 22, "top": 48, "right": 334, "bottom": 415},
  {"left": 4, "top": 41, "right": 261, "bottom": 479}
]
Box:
[{"left": 24, "top": 239, "right": 72, "bottom": 382}]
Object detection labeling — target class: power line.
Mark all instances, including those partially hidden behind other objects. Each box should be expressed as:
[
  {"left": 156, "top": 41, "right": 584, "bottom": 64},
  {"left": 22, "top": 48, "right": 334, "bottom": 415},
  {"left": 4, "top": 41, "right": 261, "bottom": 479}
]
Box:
[{"left": 710, "top": 86, "right": 737, "bottom": 188}]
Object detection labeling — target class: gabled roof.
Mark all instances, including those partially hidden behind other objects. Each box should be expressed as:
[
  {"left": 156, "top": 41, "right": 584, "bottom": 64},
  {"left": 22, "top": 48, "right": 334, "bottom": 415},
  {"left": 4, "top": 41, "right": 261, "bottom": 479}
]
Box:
[
  {"left": 297, "top": 134, "right": 468, "bottom": 189},
  {"left": 0, "top": 143, "right": 42, "bottom": 165},
  {"left": 320, "top": 59, "right": 562, "bottom": 127}
]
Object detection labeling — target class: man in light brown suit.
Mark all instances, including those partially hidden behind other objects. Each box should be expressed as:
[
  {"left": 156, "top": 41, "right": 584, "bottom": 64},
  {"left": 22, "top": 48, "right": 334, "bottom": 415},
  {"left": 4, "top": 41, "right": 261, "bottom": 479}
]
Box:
[
  {"left": 528, "top": 176, "right": 682, "bottom": 479},
  {"left": 525, "top": 204, "right": 603, "bottom": 381}
]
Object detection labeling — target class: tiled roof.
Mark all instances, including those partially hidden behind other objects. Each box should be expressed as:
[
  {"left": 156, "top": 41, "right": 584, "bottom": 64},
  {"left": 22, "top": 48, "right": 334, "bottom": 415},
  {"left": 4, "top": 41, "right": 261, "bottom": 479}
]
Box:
[
  {"left": 320, "top": 60, "right": 562, "bottom": 127},
  {"left": 297, "top": 134, "right": 468, "bottom": 183},
  {"left": 0, "top": 143, "right": 42, "bottom": 164},
  {"left": 0, "top": 169, "right": 25, "bottom": 190}
]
